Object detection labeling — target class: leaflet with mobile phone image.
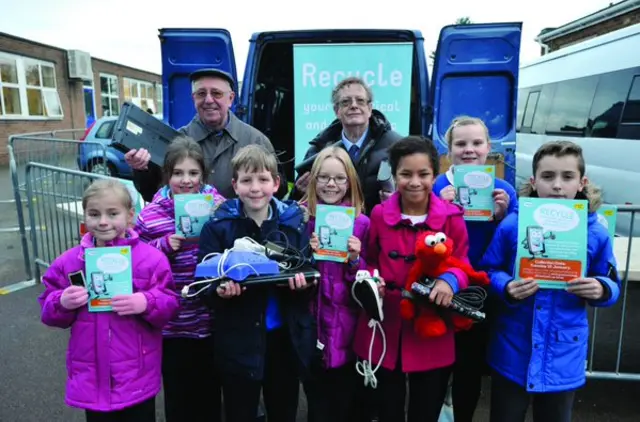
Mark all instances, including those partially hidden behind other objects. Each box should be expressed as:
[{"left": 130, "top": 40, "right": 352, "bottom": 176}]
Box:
[
  {"left": 597, "top": 204, "right": 617, "bottom": 241},
  {"left": 313, "top": 204, "right": 355, "bottom": 263},
  {"left": 84, "top": 246, "right": 133, "bottom": 312},
  {"left": 515, "top": 197, "right": 588, "bottom": 289},
  {"left": 453, "top": 165, "right": 495, "bottom": 221},
  {"left": 174, "top": 193, "right": 214, "bottom": 240}
]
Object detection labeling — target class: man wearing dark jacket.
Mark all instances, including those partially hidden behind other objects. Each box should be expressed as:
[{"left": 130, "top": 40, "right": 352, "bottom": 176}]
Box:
[
  {"left": 291, "top": 76, "right": 401, "bottom": 214},
  {"left": 124, "top": 68, "right": 287, "bottom": 202}
]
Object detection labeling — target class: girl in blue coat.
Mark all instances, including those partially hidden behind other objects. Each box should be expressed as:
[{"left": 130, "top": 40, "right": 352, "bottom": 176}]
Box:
[{"left": 481, "top": 140, "right": 620, "bottom": 422}]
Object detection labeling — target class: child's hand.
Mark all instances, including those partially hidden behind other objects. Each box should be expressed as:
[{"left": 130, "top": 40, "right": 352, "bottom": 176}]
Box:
[
  {"left": 493, "top": 188, "right": 510, "bottom": 221},
  {"left": 168, "top": 234, "right": 186, "bottom": 251},
  {"left": 112, "top": 293, "right": 147, "bottom": 316},
  {"left": 567, "top": 277, "right": 605, "bottom": 300},
  {"left": 217, "top": 281, "right": 245, "bottom": 299},
  {"left": 347, "top": 235, "right": 361, "bottom": 262},
  {"left": 309, "top": 233, "right": 319, "bottom": 252},
  {"left": 440, "top": 185, "right": 456, "bottom": 202},
  {"left": 506, "top": 278, "right": 539, "bottom": 300},
  {"left": 60, "top": 286, "right": 89, "bottom": 310},
  {"left": 287, "top": 272, "right": 317, "bottom": 291},
  {"left": 376, "top": 276, "right": 386, "bottom": 298},
  {"left": 430, "top": 279, "right": 454, "bottom": 306}
]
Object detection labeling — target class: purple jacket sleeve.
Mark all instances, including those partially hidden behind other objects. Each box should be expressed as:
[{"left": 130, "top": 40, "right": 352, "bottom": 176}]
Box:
[
  {"left": 140, "top": 254, "right": 179, "bottom": 328},
  {"left": 134, "top": 208, "right": 175, "bottom": 256},
  {"left": 38, "top": 257, "right": 77, "bottom": 329}
]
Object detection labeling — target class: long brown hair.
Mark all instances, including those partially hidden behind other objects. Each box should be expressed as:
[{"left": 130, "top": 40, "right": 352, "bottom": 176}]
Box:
[{"left": 300, "top": 146, "right": 364, "bottom": 217}]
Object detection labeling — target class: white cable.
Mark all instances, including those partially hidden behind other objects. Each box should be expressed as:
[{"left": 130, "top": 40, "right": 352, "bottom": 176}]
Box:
[
  {"left": 351, "top": 274, "right": 386, "bottom": 389},
  {"left": 355, "top": 319, "right": 386, "bottom": 389}
]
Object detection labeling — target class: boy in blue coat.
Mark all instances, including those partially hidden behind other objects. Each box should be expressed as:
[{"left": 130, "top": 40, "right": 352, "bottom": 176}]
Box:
[
  {"left": 198, "top": 144, "right": 317, "bottom": 422},
  {"left": 481, "top": 140, "right": 620, "bottom": 422}
]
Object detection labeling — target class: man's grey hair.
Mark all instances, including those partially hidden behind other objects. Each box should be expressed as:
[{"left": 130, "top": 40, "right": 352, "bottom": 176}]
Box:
[
  {"left": 331, "top": 76, "right": 374, "bottom": 106},
  {"left": 191, "top": 77, "right": 233, "bottom": 94}
]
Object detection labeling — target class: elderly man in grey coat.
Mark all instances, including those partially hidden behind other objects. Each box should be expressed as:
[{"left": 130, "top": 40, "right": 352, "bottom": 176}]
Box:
[{"left": 125, "top": 68, "right": 286, "bottom": 201}]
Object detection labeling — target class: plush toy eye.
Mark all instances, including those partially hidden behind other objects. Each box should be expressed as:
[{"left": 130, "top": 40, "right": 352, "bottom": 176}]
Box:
[
  {"left": 425, "top": 235, "right": 437, "bottom": 247},
  {"left": 435, "top": 232, "right": 447, "bottom": 243}
]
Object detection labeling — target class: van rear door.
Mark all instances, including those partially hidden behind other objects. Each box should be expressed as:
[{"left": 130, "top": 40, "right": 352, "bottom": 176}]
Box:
[
  {"left": 158, "top": 28, "right": 239, "bottom": 130},
  {"left": 430, "top": 23, "right": 522, "bottom": 185}
]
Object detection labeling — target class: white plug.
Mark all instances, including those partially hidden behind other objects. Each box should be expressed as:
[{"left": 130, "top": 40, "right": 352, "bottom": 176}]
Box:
[{"left": 233, "top": 237, "right": 265, "bottom": 253}]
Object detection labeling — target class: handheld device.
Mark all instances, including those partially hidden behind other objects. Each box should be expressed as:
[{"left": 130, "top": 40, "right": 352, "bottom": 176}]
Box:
[
  {"left": 179, "top": 215, "right": 193, "bottom": 236},
  {"left": 527, "top": 225, "right": 546, "bottom": 255},
  {"left": 457, "top": 186, "right": 472, "bottom": 206},
  {"left": 318, "top": 225, "right": 332, "bottom": 248},
  {"left": 90, "top": 272, "right": 107, "bottom": 296},
  {"left": 68, "top": 270, "right": 85, "bottom": 287}
]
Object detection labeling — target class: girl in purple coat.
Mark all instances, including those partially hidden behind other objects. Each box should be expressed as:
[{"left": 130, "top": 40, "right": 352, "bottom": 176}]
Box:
[
  {"left": 38, "top": 179, "right": 179, "bottom": 422},
  {"left": 300, "top": 146, "right": 370, "bottom": 422},
  {"left": 134, "top": 136, "right": 225, "bottom": 422}
]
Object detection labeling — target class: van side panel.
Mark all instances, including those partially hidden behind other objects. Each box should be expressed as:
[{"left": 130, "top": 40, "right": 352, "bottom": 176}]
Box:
[
  {"left": 159, "top": 28, "right": 238, "bottom": 130},
  {"left": 413, "top": 38, "right": 431, "bottom": 137},
  {"left": 431, "top": 23, "right": 522, "bottom": 186}
]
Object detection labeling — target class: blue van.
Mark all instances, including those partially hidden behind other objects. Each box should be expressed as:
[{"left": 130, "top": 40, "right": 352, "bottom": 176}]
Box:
[{"left": 158, "top": 24, "right": 522, "bottom": 185}]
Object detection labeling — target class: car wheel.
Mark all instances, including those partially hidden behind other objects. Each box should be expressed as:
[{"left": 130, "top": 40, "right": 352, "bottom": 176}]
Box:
[{"left": 88, "top": 159, "right": 115, "bottom": 177}]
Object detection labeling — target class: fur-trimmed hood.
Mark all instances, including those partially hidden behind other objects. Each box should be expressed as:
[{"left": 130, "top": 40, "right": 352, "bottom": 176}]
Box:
[{"left": 518, "top": 180, "right": 603, "bottom": 213}]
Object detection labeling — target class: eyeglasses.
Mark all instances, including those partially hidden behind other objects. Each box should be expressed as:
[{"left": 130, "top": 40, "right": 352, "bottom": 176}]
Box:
[
  {"left": 316, "top": 174, "right": 349, "bottom": 185},
  {"left": 193, "top": 89, "right": 231, "bottom": 100},
  {"left": 337, "top": 97, "right": 370, "bottom": 108}
]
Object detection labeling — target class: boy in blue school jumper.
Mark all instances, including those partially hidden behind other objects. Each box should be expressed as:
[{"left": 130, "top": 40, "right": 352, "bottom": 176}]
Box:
[
  {"left": 481, "top": 140, "right": 620, "bottom": 422},
  {"left": 198, "top": 144, "right": 316, "bottom": 422},
  {"left": 432, "top": 116, "right": 518, "bottom": 422}
]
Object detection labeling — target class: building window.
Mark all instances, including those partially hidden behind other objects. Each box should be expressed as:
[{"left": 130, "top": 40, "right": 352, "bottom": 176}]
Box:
[
  {"left": 0, "top": 52, "right": 63, "bottom": 119},
  {"left": 124, "top": 77, "right": 156, "bottom": 113},
  {"left": 156, "top": 84, "right": 163, "bottom": 117},
  {"left": 100, "top": 74, "right": 120, "bottom": 116}
]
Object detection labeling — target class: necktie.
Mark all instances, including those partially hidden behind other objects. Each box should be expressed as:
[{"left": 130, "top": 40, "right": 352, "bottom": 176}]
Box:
[{"left": 349, "top": 144, "right": 360, "bottom": 162}]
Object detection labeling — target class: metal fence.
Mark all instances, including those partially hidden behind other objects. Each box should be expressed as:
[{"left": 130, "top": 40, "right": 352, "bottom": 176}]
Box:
[
  {"left": 11, "top": 156, "right": 640, "bottom": 384},
  {"left": 7, "top": 131, "right": 108, "bottom": 280},
  {"left": 23, "top": 162, "right": 139, "bottom": 282},
  {"left": 587, "top": 205, "right": 640, "bottom": 382}
]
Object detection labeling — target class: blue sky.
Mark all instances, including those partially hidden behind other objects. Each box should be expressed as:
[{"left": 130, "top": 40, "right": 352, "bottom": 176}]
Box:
[{"left": 0, "top": 0, "right": 618, "bottom": 76}]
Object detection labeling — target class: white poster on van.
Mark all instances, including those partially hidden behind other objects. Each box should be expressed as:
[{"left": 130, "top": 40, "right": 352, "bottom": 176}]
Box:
[{"left": 293, "top": 43, "right": 413, "bottom": 166}]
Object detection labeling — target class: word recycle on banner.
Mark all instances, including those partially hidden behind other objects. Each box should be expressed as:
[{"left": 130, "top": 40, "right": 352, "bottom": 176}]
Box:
[{"left": 293, "top": 42, "right": 414, "bottom": 166}]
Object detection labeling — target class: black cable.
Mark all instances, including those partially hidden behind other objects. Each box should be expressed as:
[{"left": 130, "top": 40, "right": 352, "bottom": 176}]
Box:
[{"left": 403, "top": 280, "right": 487, "bottom": 322}]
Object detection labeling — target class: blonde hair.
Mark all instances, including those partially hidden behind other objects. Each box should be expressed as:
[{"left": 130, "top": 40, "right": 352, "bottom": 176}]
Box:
[
  {"left": 444, "top": 115, "right": 490, "bottom": 150},
  {"left": 231, "top": 144, "right": 279, "bottom": 180},
  {"left": 82, "top": 179, "right": 133, "bottom": 212},
  {"left": 301, "top": 146, "right": 365, "bottom": 217}
]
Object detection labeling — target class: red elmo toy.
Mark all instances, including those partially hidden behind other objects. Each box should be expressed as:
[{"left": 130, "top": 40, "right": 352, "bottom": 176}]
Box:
[{"left": 399, "top": 230, "right": 490, "bottom": 338}]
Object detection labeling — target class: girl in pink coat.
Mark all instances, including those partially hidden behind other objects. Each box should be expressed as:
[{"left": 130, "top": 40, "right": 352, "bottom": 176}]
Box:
[
  {"left": 353, "top": 136, "right": 471, "bottom": 422},
  {"left": 38, "top": 179, "right": 179, "bottom": 422}
]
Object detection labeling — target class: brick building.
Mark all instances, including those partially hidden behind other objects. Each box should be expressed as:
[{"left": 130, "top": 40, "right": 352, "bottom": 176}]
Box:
[
  {"left": 536, "top": 0, "right": 640, "bottom": 54},
  {"left": 0, "top": 32, "right": 162, "bottom": 164}
]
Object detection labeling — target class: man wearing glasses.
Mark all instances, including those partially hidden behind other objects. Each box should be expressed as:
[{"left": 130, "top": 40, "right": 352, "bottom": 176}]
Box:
[
  {"left": 291, "top": 76, "right": 400, "bottom": 214},
  {"left": 125, "top": 68, "right": 287, "bottom": 201}
]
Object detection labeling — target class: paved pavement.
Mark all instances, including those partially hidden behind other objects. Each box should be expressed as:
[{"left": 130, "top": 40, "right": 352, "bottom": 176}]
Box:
[{"left": 1, "top": 162, "right": 640, "bottom": 421}]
